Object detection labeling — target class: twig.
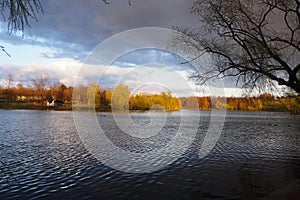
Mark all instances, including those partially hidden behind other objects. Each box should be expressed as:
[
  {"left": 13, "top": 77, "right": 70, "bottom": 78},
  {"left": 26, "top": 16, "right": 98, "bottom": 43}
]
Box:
[{"left": 0, "top": 45, "right": 11, "bottom": 57}]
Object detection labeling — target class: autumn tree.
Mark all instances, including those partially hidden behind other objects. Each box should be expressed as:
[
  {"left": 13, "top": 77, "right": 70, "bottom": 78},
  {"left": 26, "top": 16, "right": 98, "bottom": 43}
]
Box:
[
  {"left": 48, "top": 82, "right": 60, "bottom": 101},
  {"left": 112, "top": 84, "right": 130, "bottom": 110},
  {"left": 180, "top": 97, "right": 199, "bottom": 110},
  {"left": 49, "top": 83, "right": 68, "bottom": 101},
  {"left": 57, "top": 84, "right": 67, "bottom": 100},
  {"left": 31, "top": 74, "right": 49, "bottom": 104},
  {"left": 175, "top": 0, "right": 300, "bottom": 94},
  {"left": 198, "top": 97, "right": 210, "bottom": 110},
  {"left": 100, "top": 89, "right": 112, "bottom": 108},
  {"left": 129, "top": 93, "right": 181, "bottom": 111},
  {"left": 15, "top": 82, "right": 32, "bottom": 101},
  {"left": 87, "top": 82, "right": 100, "bottom": 107},
  {"left": 2, "top": 74, "right": 16, "bottom": 103},
  {"left": 130, "top": 94, "right": 151, "bottom": 110},
  {"left": 72, "top": 85, "right": 88, "bottom": 105},
  {"left": 63, "top": 86, "right": 73, "bottom": 103},
  {"left": 16, "top": 82, "right": 24, "bottom": 96}
]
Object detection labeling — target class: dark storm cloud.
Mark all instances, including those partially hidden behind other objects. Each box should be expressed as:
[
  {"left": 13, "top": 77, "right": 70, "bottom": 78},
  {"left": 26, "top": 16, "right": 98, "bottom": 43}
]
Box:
[{"left": 1, "top": 0, "right": 199, "bottom": 59}]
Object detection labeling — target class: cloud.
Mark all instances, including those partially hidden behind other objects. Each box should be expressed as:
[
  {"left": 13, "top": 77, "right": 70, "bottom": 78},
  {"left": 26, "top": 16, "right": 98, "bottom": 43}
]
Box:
[
  {"left": 0, "top": 59, "right": 80, "bottom": 86},
  {"left": 0, "top": 59, "right": 136, "bottom": 88},
  {"left": 0, "top": 58, "right": 245, "bottom": 97},
  {"left": 0, "top": 0, "right": 199, "bottom": 60}
]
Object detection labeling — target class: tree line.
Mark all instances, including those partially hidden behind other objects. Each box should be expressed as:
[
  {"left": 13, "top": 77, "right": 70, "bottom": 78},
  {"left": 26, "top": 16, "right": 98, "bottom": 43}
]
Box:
[
  {"left": 0, "top": 74, "right": 73, "bottom": 105},
  {"left": 0, "top": 74, "right": 299, "bottom": 112},
  {"left": 0, "top": 74, "right": 181, "bottom": 111},
  {"left": 180, "top": 93, "right": 300, "bottom": 113},
  {"left": 73, "top": 83, "right": 181, "bottom": 111}
]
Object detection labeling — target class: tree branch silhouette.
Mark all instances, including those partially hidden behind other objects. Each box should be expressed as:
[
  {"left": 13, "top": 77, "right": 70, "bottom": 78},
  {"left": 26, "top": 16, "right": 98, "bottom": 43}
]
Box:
[
  {"left": 173, "top": 0, "right": 300, "bottom": 94},
  {"left": 0, "top": 0, "right": 43, "bottom": 56}
]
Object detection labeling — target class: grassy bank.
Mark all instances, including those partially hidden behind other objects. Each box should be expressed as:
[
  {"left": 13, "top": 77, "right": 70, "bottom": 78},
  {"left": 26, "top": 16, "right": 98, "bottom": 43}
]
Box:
[
  {"left": 0, "top": 103, "right": 299, "bottom": 114},
  {"left": 0, "top": 104, "right": 72, "bottom": 111}
]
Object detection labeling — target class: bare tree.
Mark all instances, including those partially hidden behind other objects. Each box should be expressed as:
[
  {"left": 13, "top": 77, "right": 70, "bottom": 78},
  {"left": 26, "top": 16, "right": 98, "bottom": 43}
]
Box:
[
  {"left": 175, "top": 0, "right": 300, "bottom": 94},
  {"left": 6, "top": 73, "right": 13, "bottom": 89},
  {"left": 3, "top": 74, "right": 15, "bottom": 103},
  {"left": 31, "top": 74, "right": 49, "bottom": 104}
]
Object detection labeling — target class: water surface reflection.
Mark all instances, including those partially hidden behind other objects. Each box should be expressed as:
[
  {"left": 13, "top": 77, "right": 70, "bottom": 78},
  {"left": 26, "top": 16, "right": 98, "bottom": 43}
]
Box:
[{"left": 0, "top": 110, "right": 299, "bottom": 199}]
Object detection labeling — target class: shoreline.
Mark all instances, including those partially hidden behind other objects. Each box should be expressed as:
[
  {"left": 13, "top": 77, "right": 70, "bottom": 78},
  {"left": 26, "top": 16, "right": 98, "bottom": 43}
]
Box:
[{"left": 0, "top": 105, "right": 298, "bottom": 114}]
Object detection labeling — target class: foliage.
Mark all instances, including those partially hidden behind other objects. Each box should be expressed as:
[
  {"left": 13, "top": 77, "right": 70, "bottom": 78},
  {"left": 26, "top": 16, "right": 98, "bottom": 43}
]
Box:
[
  {"left": 112, "top": 84, "right": 131, "bottom": 110},
  {"left": 0, "top": 74, "right": 299, "bottom": 112},
  {"left": 87, "top": 82, "right": 100, "bottom": 106},
  {"left": 31, "top": 74, "right": 49, "bottom": 104},
  {"left": 129, "top": 92, "right": 181, "bottom": 111},
  {"left": 180, "top": 94, "right": 300, "bottom": 113}
]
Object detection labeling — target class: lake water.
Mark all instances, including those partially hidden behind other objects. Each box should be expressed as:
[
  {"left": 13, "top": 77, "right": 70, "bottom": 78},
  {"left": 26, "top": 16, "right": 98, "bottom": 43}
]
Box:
[{"left": 0, "top": 110, "right": 299, "bottom": 199}]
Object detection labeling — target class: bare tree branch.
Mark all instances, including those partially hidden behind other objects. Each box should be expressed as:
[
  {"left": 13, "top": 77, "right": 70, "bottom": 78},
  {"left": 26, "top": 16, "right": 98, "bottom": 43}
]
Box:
[
  {"left": 0, "top": 44, "right": 11, "bottom": 57},
  {"left": 0, "top": 0, "right": 43, "bottom": 33},
  {"left": 174, "top": 0, "right": 300, "bottom": 94},
  {"left": 0, "top": 0, "right": 43, "bottom": 56}
]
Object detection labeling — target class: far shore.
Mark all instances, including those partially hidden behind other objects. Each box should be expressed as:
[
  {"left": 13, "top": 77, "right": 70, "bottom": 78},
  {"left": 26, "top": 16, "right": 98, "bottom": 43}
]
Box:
[{"left": 0, "top": 104, "right": 299, "bottom": 114}]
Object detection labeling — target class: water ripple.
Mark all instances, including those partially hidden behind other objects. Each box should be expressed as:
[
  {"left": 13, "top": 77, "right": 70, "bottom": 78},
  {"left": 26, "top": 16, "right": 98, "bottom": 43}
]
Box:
[{"left": 0, "top": 110, "right": 299, "bottom": 199}]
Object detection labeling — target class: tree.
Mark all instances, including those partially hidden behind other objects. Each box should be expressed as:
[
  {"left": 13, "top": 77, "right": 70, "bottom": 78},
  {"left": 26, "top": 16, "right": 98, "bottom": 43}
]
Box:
[
  {"left": 181, "top": 97, "right": 197, "bottom": 109},
  {"left": 3, "top": 74, "right": 16, "bottom": 103},
  {"left": 100, "top": 89, "right": 112, "bottom": 108},
  {"left": 5, "top": 74, "right": 13, "bottom": 89},
  {"left": 31, "top": 74, "right": 49, "bottom": 104},
  {"left": 49, "top": 82, "right": 60, "bottom": 100},
  {"left": 176, "top": 0, "right": 300, "bottom": 94},
  {"left": 50, "top": 83, "right": 67, "bottom": 101},
  {"left": 199, "top": 97, "right": 210, "bottom": 110},
  {"left": 112, "top": 84, "right": 130, "bottom": 110},
  {"left": 63, "top": 86, "right": 73, "bottom": 103},
  {"left": 73, "top": 85, "right": 88, "bottom": 105},
  {"left": 87, "top": 82, "right": 100, "bottom": 106}
]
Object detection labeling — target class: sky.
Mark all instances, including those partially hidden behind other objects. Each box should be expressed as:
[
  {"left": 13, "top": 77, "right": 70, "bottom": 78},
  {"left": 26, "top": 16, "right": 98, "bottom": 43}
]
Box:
[{"left": 0, "top": 0, "right": 246, "bottom": 97}]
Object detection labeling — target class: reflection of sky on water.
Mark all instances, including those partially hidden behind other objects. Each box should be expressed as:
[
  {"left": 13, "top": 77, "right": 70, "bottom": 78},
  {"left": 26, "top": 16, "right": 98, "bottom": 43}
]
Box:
[{"left": 0, "top": 110, "right": 300, "bottom": 199}]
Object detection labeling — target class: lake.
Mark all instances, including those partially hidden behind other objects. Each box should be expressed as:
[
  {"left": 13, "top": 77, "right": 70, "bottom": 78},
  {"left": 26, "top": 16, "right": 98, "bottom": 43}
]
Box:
[{"left": 0, "top": 110, "right": 300, "bottom": 199}]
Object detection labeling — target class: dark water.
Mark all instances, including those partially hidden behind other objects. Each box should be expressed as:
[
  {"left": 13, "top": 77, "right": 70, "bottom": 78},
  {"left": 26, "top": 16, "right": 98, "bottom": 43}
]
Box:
[{"left": 0, "top": 110, "right": 299, "bottom": 199}]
